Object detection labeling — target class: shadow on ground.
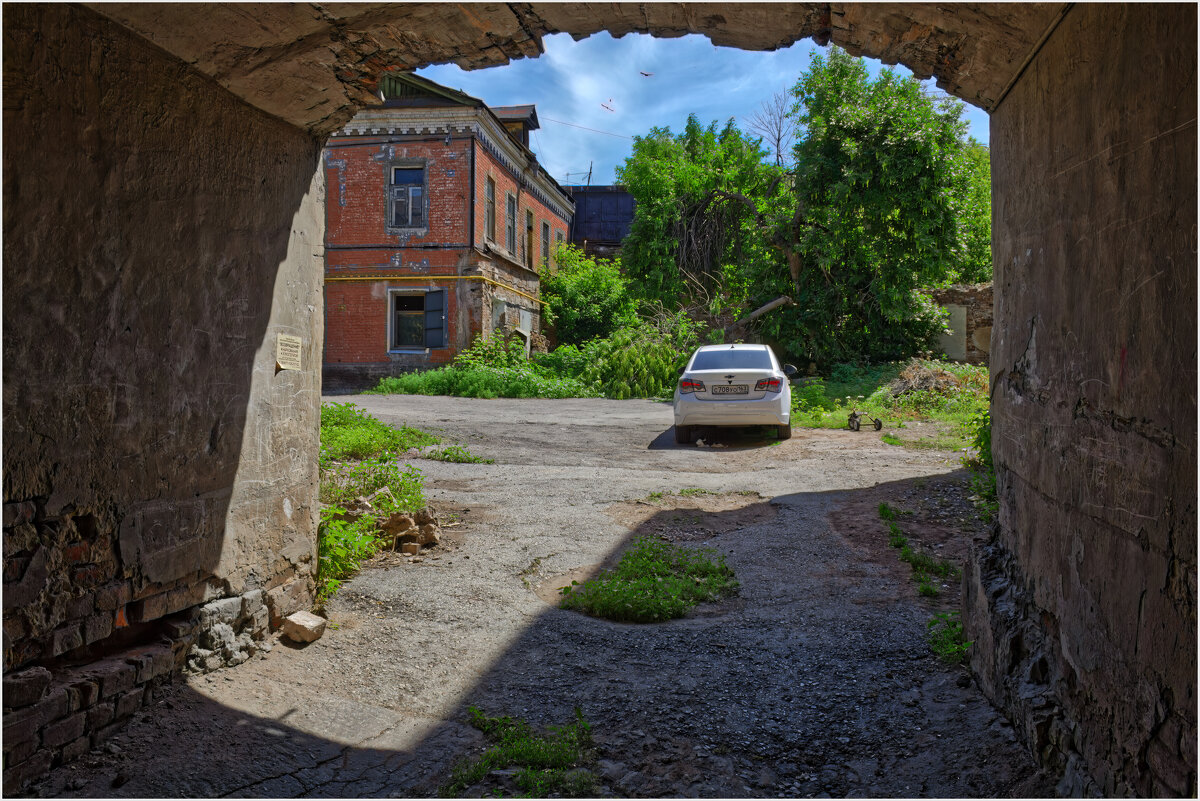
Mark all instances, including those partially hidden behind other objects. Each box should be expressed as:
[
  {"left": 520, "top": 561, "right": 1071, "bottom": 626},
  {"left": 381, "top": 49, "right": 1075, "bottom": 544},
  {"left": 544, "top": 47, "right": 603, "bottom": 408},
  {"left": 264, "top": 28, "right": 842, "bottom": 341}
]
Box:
[{"left": 35, "top": 474, "right": 1053, "bottom": 799}]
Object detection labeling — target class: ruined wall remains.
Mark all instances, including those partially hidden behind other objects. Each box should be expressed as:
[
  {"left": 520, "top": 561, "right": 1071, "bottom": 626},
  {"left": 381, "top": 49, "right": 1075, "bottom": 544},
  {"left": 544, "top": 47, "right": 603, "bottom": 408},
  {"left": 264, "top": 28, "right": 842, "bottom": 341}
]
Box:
[
  {"left": 2, "top": 5, "right": 324, "bottom": 787},
  {"left": 964, "top": 4, "right": 1197, "bottom": 796},
  {"left": 929, "top": 283, "right": 993, "bottom": 364}
]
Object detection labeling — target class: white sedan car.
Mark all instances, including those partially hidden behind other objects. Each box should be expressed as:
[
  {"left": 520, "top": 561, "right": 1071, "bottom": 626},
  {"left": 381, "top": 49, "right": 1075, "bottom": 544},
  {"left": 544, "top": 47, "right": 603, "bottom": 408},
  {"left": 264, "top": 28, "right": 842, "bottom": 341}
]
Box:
[{"left": 672, "top": 343, "right": 796, "bottom": 444}]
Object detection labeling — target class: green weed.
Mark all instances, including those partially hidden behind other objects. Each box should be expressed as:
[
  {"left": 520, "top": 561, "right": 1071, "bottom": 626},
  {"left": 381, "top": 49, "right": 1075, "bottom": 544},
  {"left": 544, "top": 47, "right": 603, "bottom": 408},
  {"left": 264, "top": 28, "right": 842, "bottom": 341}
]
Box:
[
  {"left": 878, "top": 503, "right": 898, "bottom": 521},
  {"left": 962, "top": 410, "right": 998, "bottom": 521},
  {"left": 927, "top": 611, "right": 973, "bottom": 663},
  {"left": 319, "top": 402, "right": 439, "bottom": 465},
  {"left": 427, "top": 444, "right": 494, "bottom": 464},
  {"left": 678, "top": 487, "right": 716, "bottom": 497},
  {"left": 440, "top": 707, "right": 597, "bottom": 798},
  {"left": 558, "top": 536, "right": 738, "bottom": 623},
  {"left": 315, "top": 507, "right": 379, "bottom": 603},
  {"left": 880, "top": 433, "right": 903, "bottom": 446}
]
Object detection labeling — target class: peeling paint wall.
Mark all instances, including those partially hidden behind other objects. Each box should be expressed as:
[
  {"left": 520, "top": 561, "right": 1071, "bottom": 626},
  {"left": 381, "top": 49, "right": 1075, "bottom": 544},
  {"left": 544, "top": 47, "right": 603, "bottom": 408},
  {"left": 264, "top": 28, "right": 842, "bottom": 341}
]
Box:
[
  {"left": 3, "top": 0, "right": 322, "bottom": 697},
  {"left": 966, "top": 4, "right": 1196, "bottom": 795}
]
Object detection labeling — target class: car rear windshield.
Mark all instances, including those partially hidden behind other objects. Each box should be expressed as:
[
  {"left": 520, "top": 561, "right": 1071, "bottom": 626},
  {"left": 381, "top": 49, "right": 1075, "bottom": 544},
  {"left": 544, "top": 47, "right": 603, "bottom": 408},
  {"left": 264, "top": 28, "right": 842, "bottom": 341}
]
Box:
[{"left": 690, "top": 349, "right": 773, "bottom": 370}]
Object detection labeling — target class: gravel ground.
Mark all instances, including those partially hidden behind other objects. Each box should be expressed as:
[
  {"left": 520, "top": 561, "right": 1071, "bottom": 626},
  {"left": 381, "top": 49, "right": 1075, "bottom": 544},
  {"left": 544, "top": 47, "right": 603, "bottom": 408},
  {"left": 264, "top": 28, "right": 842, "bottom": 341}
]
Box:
[{"left": 34, "top": 395, "right": 1052, "bottom": 798}]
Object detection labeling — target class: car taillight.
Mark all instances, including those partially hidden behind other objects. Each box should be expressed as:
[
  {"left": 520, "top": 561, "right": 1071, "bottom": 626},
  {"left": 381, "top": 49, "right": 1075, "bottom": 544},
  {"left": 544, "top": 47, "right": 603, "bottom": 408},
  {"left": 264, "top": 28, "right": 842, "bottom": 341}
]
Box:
[
  {"left": 679, "top": 379, "right": 705, "bottom": 394},
  {"left": 755, "top": 377, "right": 782, "bottom": 392}
]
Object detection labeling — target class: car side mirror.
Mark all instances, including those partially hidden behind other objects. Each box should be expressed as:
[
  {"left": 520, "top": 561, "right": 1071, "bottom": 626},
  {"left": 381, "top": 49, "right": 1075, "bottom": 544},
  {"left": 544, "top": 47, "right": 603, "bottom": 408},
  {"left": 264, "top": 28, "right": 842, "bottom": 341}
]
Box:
[{"left": 782, "top": 364, "right": 798, "bottom": 377}]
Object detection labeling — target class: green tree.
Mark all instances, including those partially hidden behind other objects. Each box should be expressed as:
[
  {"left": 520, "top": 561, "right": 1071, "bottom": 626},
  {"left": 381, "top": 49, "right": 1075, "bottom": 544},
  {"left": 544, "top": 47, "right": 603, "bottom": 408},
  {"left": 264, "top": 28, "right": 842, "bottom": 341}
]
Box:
[
  {"left": 951, "top": 138, "right": 992, "bottom": 283},
  {"left": 539, "top": 244, "right": 637, "bottom": 346},
  {"left": 762, "top": 47, "right": 971, "bottom": 364},
  {"left": 616, "top": 115, "right": 786, "bottom": 313}
]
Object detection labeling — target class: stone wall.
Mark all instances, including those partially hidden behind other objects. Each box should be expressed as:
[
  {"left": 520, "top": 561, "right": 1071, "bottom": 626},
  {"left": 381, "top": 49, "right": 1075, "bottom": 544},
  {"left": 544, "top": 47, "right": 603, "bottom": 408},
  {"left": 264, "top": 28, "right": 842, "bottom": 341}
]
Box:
[
  {"left": 965, "top": 4, "right": 1196, "bottom": 796},
  {"left": 3, "top": 4, "right": 323, "bottom": 787},
  {"left": 929, "top": 283, "right": 992, "bottom": 364}
]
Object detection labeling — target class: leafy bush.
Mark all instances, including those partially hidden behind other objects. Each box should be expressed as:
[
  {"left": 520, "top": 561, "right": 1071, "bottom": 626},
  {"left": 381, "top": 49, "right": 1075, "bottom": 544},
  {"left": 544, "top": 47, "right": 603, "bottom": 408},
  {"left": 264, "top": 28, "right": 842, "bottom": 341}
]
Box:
[
  {"left": 540, "top": 245, "right": 637, "bottom": 346},
  {"left": 559, "top": 536, "right": 738, "bottom": 623},
  {"left": 451, "top": 332, "right": 528, "bottom": 370},
  {"left": 316, "top": 507, "right": 378, "bottom": 602}
]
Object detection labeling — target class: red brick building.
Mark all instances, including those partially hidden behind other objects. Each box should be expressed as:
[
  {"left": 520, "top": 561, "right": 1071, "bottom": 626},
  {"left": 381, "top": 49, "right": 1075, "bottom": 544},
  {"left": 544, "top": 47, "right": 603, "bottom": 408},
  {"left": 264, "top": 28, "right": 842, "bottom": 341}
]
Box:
[{"left": 322, "top": 73, "right": 573, "bottom": 389}]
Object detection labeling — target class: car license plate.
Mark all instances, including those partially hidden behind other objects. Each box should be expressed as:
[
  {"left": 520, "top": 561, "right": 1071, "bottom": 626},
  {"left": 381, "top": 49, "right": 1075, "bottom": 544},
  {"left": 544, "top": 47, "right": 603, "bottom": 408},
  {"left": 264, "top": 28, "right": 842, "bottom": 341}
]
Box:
[{"left": 711, "top": 384, "right": 748, "bottom": 395}]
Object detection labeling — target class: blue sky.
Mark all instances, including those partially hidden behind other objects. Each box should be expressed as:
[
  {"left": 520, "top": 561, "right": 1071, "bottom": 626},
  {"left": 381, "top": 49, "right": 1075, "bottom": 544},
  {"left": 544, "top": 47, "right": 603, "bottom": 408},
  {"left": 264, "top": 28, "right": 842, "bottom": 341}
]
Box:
[{"left": 418, "top": 32, "right": 991, "bottom": 187}]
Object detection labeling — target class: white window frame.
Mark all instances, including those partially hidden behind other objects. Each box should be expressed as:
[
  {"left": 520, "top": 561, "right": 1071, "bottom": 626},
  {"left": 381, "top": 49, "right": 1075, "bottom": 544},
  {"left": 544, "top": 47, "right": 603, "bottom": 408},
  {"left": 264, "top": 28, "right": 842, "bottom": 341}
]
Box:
[
  {"left": 386, "top": 163, "right": 427, "bottom": 233},
  {"left": 387, "top": 288, "right": 446, "bottom": 352}
]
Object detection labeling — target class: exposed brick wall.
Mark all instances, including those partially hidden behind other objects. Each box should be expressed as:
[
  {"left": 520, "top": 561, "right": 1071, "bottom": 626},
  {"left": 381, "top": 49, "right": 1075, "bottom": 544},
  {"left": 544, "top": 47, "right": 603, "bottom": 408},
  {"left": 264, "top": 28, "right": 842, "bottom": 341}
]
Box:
[
  {"left": 474, "top": 142, "right": 570, "bottom": 270},
  {"left": 322, "top": 125, "right": 570, "bottom": 388},
  {"left": 929, "top": 282, "right": 993, "bottom": 364}
]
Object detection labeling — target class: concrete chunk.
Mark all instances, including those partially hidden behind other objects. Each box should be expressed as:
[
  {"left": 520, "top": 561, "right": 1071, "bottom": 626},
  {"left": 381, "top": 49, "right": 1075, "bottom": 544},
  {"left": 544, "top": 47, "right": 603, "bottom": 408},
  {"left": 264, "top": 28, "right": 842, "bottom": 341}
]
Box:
[
  {"left": 280, "top": 611, "right": 326, "bottom": 643},
  {"left": 3, "top": 666, "right": 51, "bottom": 708}
]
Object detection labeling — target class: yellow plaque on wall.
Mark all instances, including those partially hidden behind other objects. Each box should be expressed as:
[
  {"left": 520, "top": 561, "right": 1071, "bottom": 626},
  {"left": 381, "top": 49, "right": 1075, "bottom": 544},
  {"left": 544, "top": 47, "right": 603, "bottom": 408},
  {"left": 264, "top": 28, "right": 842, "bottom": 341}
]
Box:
[{"left": 276, "top": 334, "right": 303, "bottom": 371}]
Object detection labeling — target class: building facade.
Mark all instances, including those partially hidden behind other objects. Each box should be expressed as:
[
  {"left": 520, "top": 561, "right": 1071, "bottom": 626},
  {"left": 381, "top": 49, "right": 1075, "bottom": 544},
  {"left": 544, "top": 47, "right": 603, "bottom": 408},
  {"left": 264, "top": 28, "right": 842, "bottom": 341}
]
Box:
[{"left": 323, "top": 74, "right": 573, "bottom": 390}]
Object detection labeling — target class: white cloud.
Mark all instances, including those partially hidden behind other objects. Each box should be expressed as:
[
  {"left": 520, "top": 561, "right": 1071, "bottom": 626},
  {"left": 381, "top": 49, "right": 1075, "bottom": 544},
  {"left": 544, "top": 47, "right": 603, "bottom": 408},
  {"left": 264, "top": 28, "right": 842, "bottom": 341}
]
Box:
[{"left": 417, "top": 34, "right": 991, "bottom": 185}]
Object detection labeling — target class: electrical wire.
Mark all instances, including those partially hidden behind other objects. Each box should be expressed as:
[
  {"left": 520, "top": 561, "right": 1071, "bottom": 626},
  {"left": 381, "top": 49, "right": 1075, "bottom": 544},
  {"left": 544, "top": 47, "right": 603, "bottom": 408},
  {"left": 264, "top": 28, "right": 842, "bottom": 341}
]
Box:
[{"left": 541, "top": 117, "right": 633, "bottom": 139}]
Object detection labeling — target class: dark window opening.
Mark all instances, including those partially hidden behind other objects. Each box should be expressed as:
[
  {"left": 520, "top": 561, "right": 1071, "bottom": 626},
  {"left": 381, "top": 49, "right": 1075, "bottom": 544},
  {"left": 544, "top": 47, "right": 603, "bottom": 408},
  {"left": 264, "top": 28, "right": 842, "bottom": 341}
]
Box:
[
  {"left": 391, "top": 290, "right": 446, "bottom": 349},
  {"left": 505, "top": 194, "right": 516, "bottom": 253},
  {"left": 485, "top": 177, "right": 496, "bottom": 241}
]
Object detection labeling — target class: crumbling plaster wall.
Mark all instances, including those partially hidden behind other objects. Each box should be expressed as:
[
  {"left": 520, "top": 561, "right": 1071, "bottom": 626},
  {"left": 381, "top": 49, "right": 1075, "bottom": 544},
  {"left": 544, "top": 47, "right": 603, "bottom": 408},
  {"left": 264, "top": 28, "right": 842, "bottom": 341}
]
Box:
[
  {"left": 965, "top": 3, "right": 1196, "bottom": 796},
  {"left": 3, "top": 3, "right": 323, "bottom": 673}
]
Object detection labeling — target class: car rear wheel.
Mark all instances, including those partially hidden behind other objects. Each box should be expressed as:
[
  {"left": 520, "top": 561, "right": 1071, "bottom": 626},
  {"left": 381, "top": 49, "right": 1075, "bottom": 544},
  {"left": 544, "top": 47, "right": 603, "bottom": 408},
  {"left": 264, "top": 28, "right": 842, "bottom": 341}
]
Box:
[
  {"left": 674, "top": 425, "right": 694, "bottom": 444},
  {"left": 776, "top": 423, "right": 792, "bottom": 440}
]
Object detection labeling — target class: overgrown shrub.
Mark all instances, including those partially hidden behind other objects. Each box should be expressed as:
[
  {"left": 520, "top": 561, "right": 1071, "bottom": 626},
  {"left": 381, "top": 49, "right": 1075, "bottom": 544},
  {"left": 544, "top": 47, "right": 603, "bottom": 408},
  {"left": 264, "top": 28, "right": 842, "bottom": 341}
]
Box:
[{"left": 540, "top": 245, "right": 637, "bottom": 346}]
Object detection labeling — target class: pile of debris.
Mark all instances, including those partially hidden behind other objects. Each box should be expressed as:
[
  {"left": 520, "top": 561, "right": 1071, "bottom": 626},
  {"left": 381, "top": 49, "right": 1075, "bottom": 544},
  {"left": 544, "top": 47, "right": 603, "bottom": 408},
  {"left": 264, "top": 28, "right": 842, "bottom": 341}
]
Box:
[
  {"left": 887, "top": 359, "right": 965, "bottom": 398},
  {"left": 338, "top": 489, "right": 442, "bottom": 555}
]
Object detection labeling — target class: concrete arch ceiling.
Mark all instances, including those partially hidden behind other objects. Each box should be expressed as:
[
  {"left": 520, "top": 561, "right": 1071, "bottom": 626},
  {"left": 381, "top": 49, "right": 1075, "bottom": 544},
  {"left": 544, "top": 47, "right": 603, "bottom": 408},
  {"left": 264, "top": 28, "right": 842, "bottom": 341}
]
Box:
[{"left": 90, "top": 3, "right": 1068, "bottom": 135}]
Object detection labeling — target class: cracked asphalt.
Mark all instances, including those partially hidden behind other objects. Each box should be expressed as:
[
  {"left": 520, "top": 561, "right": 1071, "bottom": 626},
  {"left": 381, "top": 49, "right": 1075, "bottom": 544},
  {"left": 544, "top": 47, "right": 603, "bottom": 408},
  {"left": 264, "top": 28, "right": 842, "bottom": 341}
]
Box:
[{"left": 34, "top": 395, "right": 1052, "bottom": 798}]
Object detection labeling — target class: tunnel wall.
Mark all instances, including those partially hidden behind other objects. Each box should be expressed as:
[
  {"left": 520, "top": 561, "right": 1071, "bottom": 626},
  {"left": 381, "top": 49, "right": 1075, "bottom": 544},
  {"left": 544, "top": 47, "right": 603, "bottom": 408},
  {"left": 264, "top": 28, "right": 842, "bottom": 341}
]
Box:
[
  {"left": 2, "top": 4, "right": 323, "bottom": 774},
  {"left": 965, "top": 3, "right": 1197, "bottom": 796}
]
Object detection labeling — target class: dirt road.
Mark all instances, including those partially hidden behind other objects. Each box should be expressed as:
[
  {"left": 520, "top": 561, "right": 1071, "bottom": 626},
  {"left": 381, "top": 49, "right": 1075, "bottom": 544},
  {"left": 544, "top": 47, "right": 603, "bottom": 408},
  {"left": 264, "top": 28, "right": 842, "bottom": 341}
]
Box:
[{"left": 36, "top": 396, "right": 1052, "bottom": 798}]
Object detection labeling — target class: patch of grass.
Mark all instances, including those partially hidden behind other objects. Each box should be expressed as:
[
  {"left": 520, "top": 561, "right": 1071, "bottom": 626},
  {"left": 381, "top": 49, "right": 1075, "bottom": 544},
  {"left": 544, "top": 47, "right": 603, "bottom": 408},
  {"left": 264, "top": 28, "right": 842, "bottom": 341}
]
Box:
[
  {"left": 427, "top": 444, "right": 494, "bottom": 464},
  {"left": 320, "top": 402, "right": 439, "bottom": 464},
  {"left": 880, "top": 432, "right": 903, "bottom": 446},
  {"left": 558, "top": 536, "right": 738, "bottom": 623},
  {"left": 882, "top": 518, "right": 957, "bottom": 598},
  {"left": 791, "top": 358, "right": 988, "bottom": 450},
  {"left": 678, "top": 487, "right": 716, "bottom": 497},
  {"left": 440, "top": 707, "right": 597, "bottom": 798},
  {"left": 645, "top": 491, "right": 665, "bottom": 502},
  {"left": 927, "top": 611, "right": 973, "bottom": 664}
]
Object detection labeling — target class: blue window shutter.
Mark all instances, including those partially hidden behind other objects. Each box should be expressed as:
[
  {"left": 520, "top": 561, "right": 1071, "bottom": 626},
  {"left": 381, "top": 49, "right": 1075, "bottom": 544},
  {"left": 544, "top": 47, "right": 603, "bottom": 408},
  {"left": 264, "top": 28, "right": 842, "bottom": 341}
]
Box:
[{"left": 424, "top": 289, "right": 446, "bottom": 348}]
